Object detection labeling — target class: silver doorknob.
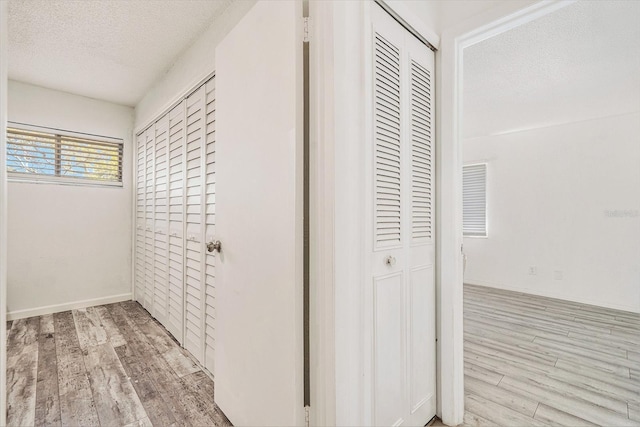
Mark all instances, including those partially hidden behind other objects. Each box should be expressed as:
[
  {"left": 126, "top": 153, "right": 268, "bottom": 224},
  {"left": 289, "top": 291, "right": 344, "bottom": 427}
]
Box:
[
  {"left": 385, "top": 255, "right": 396, "bottom": 266},
  {"left": 207, "top": 240, "right": 222, "bottom": 253}
]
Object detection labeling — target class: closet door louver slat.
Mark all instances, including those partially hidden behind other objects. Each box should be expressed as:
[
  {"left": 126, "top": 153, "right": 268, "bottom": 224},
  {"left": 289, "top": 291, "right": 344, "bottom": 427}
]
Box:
[
  {"left": 167, "top": 101, "right": 186, "bottom": 343},
  {"left": 410, "top": 60, "right": 432, "bottom": 242},
  {"left": 203, "top": 79, "right": 216, "bottom": 373},
  {"left": 135, "top": 133, "right": 146, "bottom": 303},
  {"left": 374, "top": 33, "right": 402, "bottom": 248}
]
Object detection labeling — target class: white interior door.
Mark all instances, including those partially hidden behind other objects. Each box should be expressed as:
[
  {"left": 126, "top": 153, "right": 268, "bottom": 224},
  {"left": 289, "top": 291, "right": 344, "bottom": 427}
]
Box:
[
  {"left": 369, "top": 5, "right": 436, "bottom": 426},
  {"left": 214, "top": 2, "right": 303, "bottom": 425}
]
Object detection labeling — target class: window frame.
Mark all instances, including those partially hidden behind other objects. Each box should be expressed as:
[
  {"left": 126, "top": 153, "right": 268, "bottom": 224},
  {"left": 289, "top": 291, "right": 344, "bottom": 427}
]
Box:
[
  {"left": 6, "top": 122, "right": 124, "bottom": 188},
  {"left": 462, "top": 162, "right": 488, "bottom": 238}
]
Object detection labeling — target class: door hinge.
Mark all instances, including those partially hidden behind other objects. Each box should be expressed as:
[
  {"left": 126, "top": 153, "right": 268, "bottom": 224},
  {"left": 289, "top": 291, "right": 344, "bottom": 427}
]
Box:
[
  {"left": 304, "top": 405, "right": 310, "bottom": 427},
  {"left": 303, "top": 17, "right": 311, "bottom": 43}
]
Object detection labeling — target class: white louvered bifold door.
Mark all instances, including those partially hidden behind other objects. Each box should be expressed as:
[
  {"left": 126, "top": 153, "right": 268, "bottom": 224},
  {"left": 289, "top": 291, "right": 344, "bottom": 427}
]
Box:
[
  {"left": 135, "top": 133, "right": 146, "bottom": 303},
  {"left": 144, "top": 126, "right": 156, "bottom": 312},
  {"left": 153, "top": 115, "right": 170, "bottom": 325},
  {"left": 167, "top": 101, "right": 186, "bottom": 343},
  {"left": 203, "top": 78, "right": 216, "bottom": 373},
  {"left": 184, "top": 86, "right": 206, "bottom": 363},
  {"left": 369, "top": 4, "right": 436, "bottom": 426}
]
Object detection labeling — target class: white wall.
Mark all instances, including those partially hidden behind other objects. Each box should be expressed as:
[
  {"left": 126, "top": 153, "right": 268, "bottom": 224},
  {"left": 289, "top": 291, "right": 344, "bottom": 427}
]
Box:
[
  {"left": 135, "top": 0, "right": 255, "bottom": 129},
  {"left": 463, "top": 112, "right": 640, "bottom": 313},
  {"left": 7, "top": 80, "right": 134, "bottom": 318}
]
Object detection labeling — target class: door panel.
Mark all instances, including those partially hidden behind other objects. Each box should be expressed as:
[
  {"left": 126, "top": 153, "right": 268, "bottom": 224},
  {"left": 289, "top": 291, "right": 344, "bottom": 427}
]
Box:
[
  {"left": 215, "top": 2, "right": 302, "bottom": 425},
  {"left": 167, "top": 101, "right": 185, "bottom": 343},
  {"left": 144, "top": 127, "right": 155, "bottom": 311},
  {"left": 203, "top": 79, "right": 216, "bottom": 374},
  {"left": 153, "top": 115, "right": 169, "bottom": 325},
  {"left": 183, "top": 87, "right": 206, "bottom": 362},
  {"left": 135, "top": 133, "right": 146, "bottom": 303}
]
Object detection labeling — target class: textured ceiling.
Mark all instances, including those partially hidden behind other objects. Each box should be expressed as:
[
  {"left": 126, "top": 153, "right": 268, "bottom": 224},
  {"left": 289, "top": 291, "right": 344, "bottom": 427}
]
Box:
[
  {"left": 463, "top": 0, "right": 640, "bottom": 139},
  {"left": 8, "top": 0, "right": 233, "bottom": 106}
]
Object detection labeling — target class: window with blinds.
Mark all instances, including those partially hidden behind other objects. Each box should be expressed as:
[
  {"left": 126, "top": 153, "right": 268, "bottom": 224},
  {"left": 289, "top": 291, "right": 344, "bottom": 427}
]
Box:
[
  {"left": 6, "top": 125, "right": 123, "bottom": 185},
  {"left": 463, "top": 163, "right": 487, "bottom": 237}
]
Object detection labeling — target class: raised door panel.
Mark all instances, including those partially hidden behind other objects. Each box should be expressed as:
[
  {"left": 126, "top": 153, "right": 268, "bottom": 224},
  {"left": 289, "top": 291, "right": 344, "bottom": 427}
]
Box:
[
  {"left": 203, "top": 77, "right": 216, "bottom": 374},
  {"left": 184, "top": 86, "right": 206, "bottom": 363},
  {"left": 373, "top": 273, "right": 406, "bottom": 427},
  {"left": 135, "top": 132, "right": 146, "bottom": 303},
  {"left": 153, "top": 115, "right": 170, "bottom": 325},
  {"left": 167, "top": 101, "right": 186, "bottom": 343}
]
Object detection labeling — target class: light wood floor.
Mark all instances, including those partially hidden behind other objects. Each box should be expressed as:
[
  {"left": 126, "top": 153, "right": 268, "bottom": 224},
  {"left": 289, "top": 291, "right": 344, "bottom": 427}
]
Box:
[
  {"left": 463, "top": 284, "right": 640, "bottom": 427},
  {"left": 6, "top": 301, "right": 231, "bottom": 427}
]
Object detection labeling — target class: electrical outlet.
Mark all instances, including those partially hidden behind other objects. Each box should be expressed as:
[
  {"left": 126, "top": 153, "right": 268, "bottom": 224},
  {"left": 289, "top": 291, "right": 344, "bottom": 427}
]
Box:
[
  {"left": 528, "top": 266, "right": 537, "bottom": 275},
  {"left": 554, "top": 270, "right": 563, "bottom": 280}
]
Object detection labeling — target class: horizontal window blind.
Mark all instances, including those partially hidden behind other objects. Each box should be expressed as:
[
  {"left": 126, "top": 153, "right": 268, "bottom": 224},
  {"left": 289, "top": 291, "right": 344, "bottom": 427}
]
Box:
[
  {"left": 7, "top": 126, "right": 123, "bottom": 184},
  {"left": 463, "top": 163, "right": 487, "bottom": 237}
]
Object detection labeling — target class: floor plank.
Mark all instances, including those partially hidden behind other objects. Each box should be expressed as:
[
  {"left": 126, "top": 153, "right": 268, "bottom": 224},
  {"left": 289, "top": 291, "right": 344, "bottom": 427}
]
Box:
[
  {"left": 533, "top": 404, "right": 598, "bottom": 427},
  {"left": 83, "top": 343, "right": 148, "bottom": 426},
  {"left": 6, "top": 317, "right": 40, "bottom": 427},
  {"left": 54, "top": 311, "right": 101, "bottom": 427},
  {"left": 35, "top": 314, "right": 62, "bottom": 426}
]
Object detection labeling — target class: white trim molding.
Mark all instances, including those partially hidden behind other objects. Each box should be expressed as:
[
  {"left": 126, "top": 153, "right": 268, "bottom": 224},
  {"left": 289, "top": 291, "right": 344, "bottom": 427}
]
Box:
[
  {"left": 0, "top": 1, "right": 8, "bottom": 424},
  {"left": 7, "top": 293, "right": 132, "bottom": 321},
  {"left": 437, "top": 1, "right": 576, "bottom": 425}
]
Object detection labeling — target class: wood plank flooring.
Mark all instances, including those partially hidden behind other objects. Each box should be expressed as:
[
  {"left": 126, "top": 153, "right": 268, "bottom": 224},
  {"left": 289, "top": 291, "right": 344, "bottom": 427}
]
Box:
[
  {"left": 6, "top": 301, "right": 231, "bottom": 427},
  {"left": 463, "top": 284, "right": 640, "bottom": 427}
]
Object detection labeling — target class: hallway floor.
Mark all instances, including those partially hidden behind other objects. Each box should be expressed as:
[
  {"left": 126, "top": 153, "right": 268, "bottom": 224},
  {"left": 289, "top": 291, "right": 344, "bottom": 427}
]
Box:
[
  {"left": 6, "top": 301, "right": 230, "bottom": 426},
  {"left": 463, "top": 284, "right": 640, "bottom": 426}
]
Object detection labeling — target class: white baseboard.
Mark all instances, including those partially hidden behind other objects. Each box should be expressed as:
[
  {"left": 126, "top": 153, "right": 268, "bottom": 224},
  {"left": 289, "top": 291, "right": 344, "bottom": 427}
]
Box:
[
  {"left": 464, "top": 279, "right": 640, "bottom": 314},
  {"left": 7, "top": 293, "right": 132, "bottom": 321}
]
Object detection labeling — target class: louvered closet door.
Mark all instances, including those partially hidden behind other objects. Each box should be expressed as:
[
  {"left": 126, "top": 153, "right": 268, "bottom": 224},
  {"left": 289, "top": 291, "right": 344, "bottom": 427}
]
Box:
[
  {"left": 184, "top": 86, "right": 206, "bottom": 363},
  {"left": 203, "top": 78, "right": 216, "bottom": 373},
  {"left": 153, "top": 115, "right": 170, "bottom": 325},
  {"left": 144, "top": 127, "right": 156, "bottom": 312},
  {"left": 135, "top": 133, "right": 146, "bottom": 303},
  {"left": 369, "top": 4, "right": 436, "bottom": 426},
  {"left": 167, "top": 101, "right": 186, "bottom": 343}
]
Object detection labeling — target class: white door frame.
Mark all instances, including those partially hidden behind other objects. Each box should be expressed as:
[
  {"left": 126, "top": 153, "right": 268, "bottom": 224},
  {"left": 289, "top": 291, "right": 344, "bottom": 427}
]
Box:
[
  {"left": 0, "top": 2, "right": 8, "bottom": 425},
  {"left": 436, "top": 0, "right": 576, "bottom": 424}
]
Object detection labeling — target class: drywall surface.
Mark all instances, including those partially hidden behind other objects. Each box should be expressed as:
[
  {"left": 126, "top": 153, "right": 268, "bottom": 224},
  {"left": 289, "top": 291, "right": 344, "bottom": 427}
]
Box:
[
  {"left": 7, "top": 80, "right": 134, "bottom": 317},
  {"left": 440, "top": 0, "right": 505, "bottom": 32},
  {"left": 135, "top": 0, "right": 256, "bottom": 129},
  {"left": 463, "top": 112, "right": 640, "bottom": 313}
]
